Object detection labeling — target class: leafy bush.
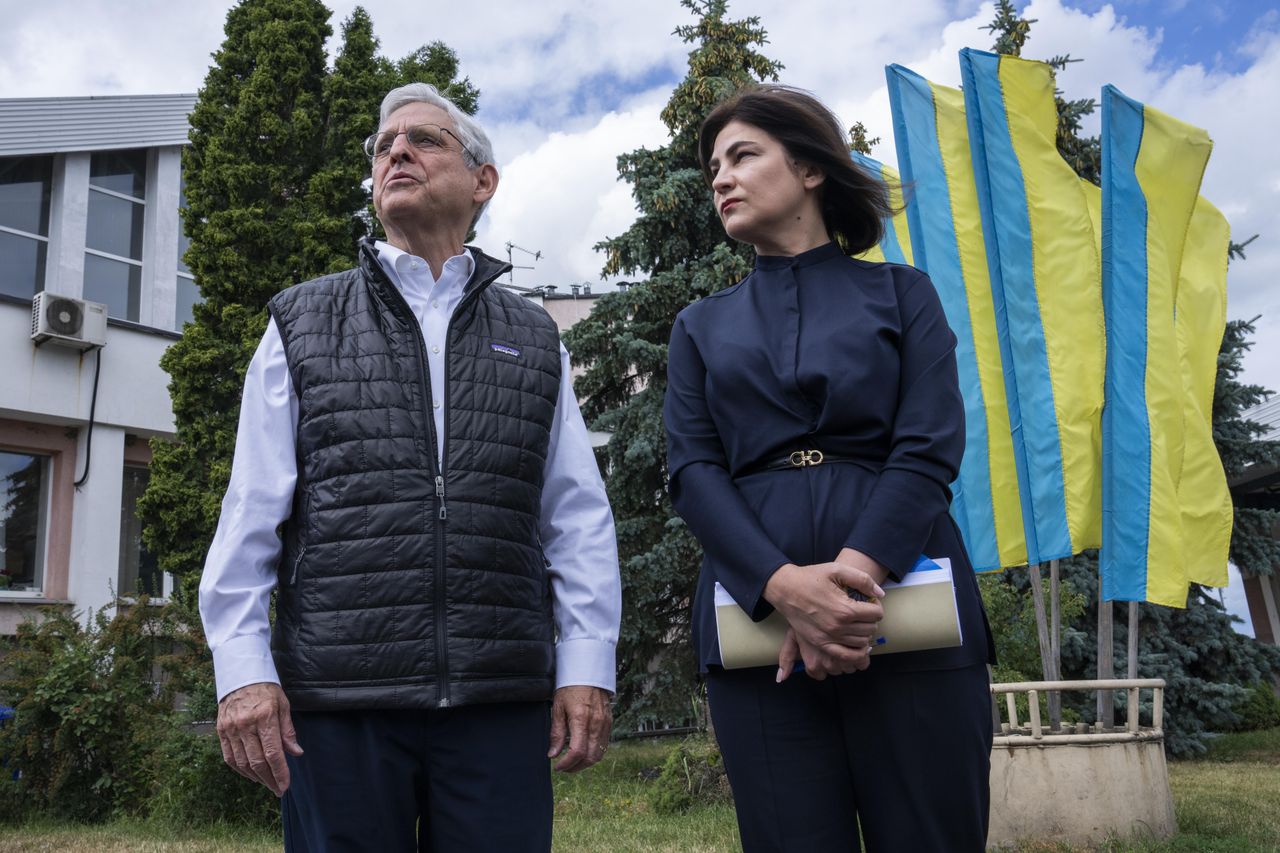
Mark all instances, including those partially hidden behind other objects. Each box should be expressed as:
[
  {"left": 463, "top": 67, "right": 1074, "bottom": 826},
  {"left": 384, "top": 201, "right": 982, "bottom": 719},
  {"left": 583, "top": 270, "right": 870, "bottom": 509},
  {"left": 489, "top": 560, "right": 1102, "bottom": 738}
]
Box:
[
  {"left": 1233, "top": 682, "right": 1280, "bottom": 732},
  {"left": 648, "top": 736, "right": 732, "bottom": 815},
  {"left": 0, "top": 596, "right": 208, "bottom": 822}
]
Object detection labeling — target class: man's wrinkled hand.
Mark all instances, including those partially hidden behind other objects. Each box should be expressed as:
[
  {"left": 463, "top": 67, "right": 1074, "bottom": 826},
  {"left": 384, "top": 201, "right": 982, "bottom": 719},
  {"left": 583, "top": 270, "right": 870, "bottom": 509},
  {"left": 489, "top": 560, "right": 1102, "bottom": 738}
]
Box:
[
  {"left": 547, "top": 685, "right": 612, "bottom": 773},
  {"left": 216, "top": 682, "right": 303, "bottom": 797}
]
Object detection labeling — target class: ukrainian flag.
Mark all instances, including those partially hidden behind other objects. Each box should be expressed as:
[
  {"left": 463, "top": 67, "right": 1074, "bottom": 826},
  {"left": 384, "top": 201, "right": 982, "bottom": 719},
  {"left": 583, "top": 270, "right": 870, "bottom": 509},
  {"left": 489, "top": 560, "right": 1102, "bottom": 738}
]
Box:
[
  {"left": 1100, "top": 84, "right": 1225, "bottom": 606},
  {"left": 850, "top": 151, "right": 914, "bottom": 266},
  {"left": 959, "top": 48, "right": 1105, "bottom": 565},
  {"left": 885, "top": 64, "right": 1026, "bottom": 572},
  {"left": 1177, "top": 197, "right": 1233, "bottom": 590}
]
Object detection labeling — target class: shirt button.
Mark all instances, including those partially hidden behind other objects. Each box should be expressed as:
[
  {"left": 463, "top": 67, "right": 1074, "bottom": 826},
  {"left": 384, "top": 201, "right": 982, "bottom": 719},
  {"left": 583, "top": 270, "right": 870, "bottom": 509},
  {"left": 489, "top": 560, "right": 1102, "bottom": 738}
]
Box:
[
  {"left": 433, "top": 399, "right": 442, "bottom": 409},
  {"left": 432, "top": 345, "right": 440, "bottom": 354},
  {"left": 410, "top": 260, "right": 419, "bottom": 270},
  {"left": 431, "top": 300, "right": 439, "bottom": 309}
]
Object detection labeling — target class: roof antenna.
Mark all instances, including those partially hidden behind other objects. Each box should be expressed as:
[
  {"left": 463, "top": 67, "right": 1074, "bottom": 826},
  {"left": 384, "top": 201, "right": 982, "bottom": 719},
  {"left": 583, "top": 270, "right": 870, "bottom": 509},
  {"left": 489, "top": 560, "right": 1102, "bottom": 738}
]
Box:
[{"left": 504, "top": 242, "right": 543, "bottom": 285}]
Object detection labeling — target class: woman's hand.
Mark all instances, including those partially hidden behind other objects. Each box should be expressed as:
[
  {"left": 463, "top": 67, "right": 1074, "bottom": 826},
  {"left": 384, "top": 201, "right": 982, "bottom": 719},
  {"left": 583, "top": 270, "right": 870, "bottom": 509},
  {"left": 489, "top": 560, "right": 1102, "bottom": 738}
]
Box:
[
  {"left": 765, "top": 561, "right": 885, "bottom": 679},
  {"left": 776, "top": 627, "right": 876, "bottom": 682}
]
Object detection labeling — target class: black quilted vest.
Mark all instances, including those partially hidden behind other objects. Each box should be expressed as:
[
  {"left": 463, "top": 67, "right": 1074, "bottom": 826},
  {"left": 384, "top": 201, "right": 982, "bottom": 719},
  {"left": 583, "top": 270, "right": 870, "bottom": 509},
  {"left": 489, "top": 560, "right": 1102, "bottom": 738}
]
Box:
[{"left": 266, "top": 241, "right": 562, "bottom": 711}]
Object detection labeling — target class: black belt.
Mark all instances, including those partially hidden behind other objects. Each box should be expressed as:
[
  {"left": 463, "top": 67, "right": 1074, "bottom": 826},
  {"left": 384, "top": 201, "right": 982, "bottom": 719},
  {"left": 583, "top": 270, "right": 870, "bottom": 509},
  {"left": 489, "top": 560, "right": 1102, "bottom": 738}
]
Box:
[{"left": 739, "top": 450, "right": 868, "bottom": 476}]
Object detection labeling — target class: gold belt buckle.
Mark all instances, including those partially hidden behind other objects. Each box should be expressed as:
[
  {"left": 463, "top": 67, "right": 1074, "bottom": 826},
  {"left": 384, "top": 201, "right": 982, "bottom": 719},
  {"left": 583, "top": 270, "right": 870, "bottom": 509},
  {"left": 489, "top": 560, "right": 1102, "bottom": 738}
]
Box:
[{"left": 788, "top": 449, "right": 824, "bottom": 468}]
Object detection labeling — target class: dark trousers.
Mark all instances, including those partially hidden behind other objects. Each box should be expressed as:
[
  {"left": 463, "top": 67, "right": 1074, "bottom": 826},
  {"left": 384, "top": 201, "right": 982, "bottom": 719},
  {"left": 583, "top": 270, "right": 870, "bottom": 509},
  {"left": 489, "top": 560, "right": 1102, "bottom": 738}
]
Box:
[
  {"left": 281, "top": 701, "right": 552, "bottom": 853},
  {"left": 706, "top": 663, "right": 992, "bottom": 853}
]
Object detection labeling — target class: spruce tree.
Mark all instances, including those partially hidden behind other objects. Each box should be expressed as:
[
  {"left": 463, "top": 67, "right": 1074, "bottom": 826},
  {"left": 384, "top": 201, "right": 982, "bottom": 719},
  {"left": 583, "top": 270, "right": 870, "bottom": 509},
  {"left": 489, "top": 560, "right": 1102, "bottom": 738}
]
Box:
[
  {"left": 139, "top": 1, "right": 477, "bottom": 586},
  {"left": 563, "top": 0, "right": 781, "bottom": 726}
]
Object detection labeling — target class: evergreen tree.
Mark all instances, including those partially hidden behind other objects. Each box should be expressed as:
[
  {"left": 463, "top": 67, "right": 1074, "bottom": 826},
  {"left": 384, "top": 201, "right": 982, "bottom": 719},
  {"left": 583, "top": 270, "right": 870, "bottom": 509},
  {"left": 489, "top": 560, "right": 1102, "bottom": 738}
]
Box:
[
  {"left": 139, "top": 1, "right": 477, "bottom": 586},
  {"left": 563, "top": 0, "right": 781, "bottom": 726},
  {"left": 1216, "top": 318, "right": 1280, "bottom": 573},
  {"left": 984, "top": 2, "right": 1280, "bottom": 755},
  {"left": 984, "top": 0, "right": 1099, "bottom": 183}
]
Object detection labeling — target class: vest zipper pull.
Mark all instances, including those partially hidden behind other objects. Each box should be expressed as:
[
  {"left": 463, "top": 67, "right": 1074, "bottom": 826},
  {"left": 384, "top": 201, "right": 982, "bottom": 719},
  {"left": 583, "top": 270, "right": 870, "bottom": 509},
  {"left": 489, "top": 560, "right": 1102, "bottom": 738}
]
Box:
[{"left": 436, "top": 475, "right": 447, "bottom": 520}]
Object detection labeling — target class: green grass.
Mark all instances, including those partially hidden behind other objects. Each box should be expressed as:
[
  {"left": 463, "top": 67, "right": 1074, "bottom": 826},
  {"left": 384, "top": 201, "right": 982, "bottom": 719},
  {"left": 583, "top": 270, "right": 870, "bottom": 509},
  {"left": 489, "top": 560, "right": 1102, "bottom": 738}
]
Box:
[
  {"left": 551, "top": 738, "right": 739, "bottom": 852},
  {"left": 2, "top": 729, "right": 1276, "bottom": 852}
]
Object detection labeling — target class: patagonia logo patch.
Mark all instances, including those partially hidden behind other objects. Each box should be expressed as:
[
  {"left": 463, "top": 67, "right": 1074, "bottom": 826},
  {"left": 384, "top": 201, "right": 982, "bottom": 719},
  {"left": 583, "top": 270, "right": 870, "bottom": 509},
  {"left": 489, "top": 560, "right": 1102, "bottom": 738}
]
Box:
[{"left": 490, "top": 341, "right": 522, "bottom": 358}]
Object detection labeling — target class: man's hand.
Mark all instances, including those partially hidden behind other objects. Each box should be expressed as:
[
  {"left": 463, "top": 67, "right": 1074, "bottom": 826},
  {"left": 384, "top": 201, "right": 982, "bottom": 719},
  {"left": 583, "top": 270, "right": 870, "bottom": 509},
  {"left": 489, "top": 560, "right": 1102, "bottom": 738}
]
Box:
[
  {"left": 765, "top": 560, "right": 885, "bottom": 679},
  {"left": 547, "top": 685, "right": 612, "bottom": 773},
  {"left": 216, "top": 682, "right": 303, "bottom": 797}
]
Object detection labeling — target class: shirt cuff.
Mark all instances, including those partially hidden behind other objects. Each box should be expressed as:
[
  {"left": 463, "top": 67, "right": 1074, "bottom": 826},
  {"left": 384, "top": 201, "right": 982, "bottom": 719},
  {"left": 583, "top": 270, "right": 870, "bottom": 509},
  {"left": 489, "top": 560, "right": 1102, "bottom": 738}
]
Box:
[
  {"left": 555, "top": 637, "right": 617, "bottom": 693},
  {"left": 212, "top": 633, "right": 281, "bottom": 702}
]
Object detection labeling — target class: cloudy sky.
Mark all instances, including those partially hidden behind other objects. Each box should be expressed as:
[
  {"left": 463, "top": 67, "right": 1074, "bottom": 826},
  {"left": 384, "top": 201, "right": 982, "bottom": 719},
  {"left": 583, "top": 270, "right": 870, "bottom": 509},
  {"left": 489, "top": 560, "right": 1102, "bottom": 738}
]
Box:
[{"left": 1, "top": 0, "right": 1272, "bottom": 625}]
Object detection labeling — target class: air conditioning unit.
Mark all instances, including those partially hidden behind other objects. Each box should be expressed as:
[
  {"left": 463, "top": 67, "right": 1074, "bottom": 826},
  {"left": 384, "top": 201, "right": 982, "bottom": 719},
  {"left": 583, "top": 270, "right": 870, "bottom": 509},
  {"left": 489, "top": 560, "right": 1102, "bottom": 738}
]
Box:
[{"left": 30, "top": 292, "right": 108, "bottom": 350}]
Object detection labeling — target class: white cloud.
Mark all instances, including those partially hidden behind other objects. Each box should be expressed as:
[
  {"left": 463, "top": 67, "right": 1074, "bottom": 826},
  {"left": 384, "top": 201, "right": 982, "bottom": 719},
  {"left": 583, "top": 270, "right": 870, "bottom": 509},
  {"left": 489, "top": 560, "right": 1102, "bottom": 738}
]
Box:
[{"left": 474, "top": 92, "right": 669, "bottom": 288}]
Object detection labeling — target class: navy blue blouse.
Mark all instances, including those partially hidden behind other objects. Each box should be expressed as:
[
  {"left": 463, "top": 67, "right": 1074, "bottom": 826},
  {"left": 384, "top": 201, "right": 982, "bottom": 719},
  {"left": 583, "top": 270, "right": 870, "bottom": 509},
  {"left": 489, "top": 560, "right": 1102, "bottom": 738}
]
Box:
[{"left": 664, "top": 242, "right": 993, "bottom": 672}]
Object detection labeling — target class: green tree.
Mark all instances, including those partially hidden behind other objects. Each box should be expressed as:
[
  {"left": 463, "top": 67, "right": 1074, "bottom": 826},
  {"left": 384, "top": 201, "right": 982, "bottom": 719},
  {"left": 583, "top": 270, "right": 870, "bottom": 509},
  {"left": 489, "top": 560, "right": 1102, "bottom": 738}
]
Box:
[
  {"left": 985, "top": 0, "right": 1099, "bottom": 183},
  {"left": 139, "top": 1, "right": 477, "bottom": 587},
  {"left": 563, "top": 0, "right": 781, "bottom": 726}
]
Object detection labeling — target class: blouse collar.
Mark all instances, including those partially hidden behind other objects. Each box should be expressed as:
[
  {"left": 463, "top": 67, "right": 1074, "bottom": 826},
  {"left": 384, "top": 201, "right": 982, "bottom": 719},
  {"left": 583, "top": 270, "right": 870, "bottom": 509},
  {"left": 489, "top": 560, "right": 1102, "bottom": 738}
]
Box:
[{"left": 754, "top": 241, "right": 845, "bottom": 271}]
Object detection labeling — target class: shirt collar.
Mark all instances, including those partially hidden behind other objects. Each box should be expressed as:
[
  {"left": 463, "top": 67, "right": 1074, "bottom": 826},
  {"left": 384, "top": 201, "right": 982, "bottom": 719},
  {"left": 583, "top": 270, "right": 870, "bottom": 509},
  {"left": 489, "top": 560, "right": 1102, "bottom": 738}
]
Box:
[
  {"left": 754, "top": 241, "right": 845, "bottom": 271},
  {"left": 373, "top": 240, "right": 475, "bottom": 297}
]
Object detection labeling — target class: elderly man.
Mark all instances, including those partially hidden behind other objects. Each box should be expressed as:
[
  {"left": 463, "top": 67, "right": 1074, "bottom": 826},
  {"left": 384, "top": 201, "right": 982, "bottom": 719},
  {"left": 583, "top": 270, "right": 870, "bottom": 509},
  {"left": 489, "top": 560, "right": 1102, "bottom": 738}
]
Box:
[{"left": 199, "top": 82, "right": 621, "bottom": 851}]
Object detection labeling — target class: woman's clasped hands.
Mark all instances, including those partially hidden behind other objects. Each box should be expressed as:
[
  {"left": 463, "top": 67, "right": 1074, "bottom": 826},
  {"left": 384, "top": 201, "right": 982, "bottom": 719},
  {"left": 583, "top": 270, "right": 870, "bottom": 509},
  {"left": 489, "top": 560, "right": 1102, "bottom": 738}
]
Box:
[{"left": 763, "top": 554, "right": 887, "bottom": 682}]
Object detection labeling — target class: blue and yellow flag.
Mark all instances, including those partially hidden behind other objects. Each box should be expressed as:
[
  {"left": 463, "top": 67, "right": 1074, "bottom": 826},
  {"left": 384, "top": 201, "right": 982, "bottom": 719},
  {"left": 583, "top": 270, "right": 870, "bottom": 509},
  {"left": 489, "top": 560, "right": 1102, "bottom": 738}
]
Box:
[
  {"left": 886, "top": 64, "right": 1026, "bottom": 572},
  {"left": 1100, "top": 84, "right": 1225, "bottom": 606},
  {"left": 959, "top": 48, "right": 1105, "bottom": 565},
  {"left": 1177, "top": 197, "right": 1233, "bottom": 590},
  {"left": 850, "top": 151, "right": 914, "bottom": 266}
]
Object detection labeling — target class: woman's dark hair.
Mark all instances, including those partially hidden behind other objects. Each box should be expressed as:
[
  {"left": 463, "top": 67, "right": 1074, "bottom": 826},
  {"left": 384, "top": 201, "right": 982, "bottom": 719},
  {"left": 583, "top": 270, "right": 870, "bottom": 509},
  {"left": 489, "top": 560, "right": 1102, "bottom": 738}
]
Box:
[{"left": 698, "top": 84, "right": 892, "bottom": 256}]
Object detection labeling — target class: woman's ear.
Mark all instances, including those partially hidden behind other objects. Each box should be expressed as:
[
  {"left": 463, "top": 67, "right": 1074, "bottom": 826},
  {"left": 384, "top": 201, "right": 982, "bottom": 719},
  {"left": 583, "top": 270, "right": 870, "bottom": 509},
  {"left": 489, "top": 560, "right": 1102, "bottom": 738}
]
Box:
[{"left": 799, "top": 161, "right": 826, "bottom": 191}]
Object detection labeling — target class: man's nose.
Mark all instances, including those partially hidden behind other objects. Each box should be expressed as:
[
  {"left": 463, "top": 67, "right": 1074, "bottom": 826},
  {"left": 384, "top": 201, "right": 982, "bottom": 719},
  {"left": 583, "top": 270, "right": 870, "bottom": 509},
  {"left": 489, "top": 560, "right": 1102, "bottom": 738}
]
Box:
[{"left": 387, "top": 130, "right": 415, "bottom": 163}]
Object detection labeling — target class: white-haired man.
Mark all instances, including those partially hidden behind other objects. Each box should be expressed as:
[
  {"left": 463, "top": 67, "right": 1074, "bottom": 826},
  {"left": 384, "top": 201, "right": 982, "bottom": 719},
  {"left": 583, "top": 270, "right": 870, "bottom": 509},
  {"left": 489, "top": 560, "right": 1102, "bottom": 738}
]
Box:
[{"left": 200, "top": 82, "right": 621, "bottom": 851}]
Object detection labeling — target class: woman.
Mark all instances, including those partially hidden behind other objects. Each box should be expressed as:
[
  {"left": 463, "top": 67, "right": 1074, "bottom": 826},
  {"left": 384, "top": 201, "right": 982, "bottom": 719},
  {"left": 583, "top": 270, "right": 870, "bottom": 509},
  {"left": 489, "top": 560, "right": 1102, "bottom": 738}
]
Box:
[{"left": 664, "top": 85, "right": 995, "bottom": 852}]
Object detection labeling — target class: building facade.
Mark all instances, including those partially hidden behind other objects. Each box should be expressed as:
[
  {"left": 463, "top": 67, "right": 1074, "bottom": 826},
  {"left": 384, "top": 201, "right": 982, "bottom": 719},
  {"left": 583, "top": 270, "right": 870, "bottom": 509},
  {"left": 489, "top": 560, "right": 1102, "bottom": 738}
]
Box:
[{"left": 0, "top": 94, "right": 197, "bottom": 631}]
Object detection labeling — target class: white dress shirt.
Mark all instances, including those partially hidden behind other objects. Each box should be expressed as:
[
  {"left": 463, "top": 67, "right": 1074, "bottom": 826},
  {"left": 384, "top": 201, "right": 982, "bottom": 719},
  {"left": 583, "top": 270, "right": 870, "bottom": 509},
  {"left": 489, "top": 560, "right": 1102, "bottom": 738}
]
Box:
[{"left": 200, "top": 242, "right": 621, "bottom": 702}]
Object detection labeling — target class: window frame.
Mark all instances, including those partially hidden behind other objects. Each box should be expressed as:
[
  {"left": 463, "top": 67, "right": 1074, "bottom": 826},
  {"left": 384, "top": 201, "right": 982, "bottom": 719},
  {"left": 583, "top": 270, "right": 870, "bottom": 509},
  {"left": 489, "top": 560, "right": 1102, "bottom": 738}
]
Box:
[
  {"left": 0, "top": 449, "right": 53, "bottom": 598},
  {"left": 0, "top": 153, "right": 54, "bottom": 301},
  {"left": 85, "top": 150, "right": 147, "bottom": 322}
]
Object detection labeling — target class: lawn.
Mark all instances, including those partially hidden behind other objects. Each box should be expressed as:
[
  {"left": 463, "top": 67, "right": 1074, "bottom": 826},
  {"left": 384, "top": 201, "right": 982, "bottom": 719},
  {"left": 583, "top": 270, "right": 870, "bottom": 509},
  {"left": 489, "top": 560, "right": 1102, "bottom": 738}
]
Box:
[{"left": 0, "top": 729, "right": 1276, "bottom": 852}]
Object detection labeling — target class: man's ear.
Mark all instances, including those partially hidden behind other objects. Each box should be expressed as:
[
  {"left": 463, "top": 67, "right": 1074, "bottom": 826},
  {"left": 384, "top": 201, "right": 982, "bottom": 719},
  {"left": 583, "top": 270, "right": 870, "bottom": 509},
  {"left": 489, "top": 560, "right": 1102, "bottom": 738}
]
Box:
[{"left": 473, "top": 163, "right": 499, "bottom": 205}]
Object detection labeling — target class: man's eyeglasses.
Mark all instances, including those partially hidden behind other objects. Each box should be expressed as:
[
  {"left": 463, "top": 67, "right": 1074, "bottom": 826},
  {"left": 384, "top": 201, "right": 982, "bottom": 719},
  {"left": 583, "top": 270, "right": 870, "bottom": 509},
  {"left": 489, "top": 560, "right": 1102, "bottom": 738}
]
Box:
[{"left": 363, "top": 124, "right": 477, "bottom": 164}]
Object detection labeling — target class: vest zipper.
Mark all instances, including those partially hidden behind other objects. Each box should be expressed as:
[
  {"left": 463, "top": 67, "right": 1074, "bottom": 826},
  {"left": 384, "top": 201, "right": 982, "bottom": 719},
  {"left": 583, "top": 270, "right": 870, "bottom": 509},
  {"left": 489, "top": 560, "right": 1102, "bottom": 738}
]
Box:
[
  {"left": 432, "top": 283, "right": 488, "bottom": 708},
  {"left": 365, "top": 245, "right": 508, "bottom": 711}
]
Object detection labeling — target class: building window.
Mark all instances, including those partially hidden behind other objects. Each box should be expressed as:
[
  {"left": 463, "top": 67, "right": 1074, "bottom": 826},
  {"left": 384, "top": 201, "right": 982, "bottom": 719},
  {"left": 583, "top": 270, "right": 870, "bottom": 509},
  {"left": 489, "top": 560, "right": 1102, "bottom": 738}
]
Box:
[
  {"left": 0, "top": 450, "right": 50, "bottom": 593},
  {"left": 85, "top": 149, "right": 147, "bottom": 321},
  {"left": 175, "top": 178, "right": 199, "bottom": 327},
  {"left": 118, "top": 464, "right": 161, "bottom": 597},
  {"left": 0, "top": 156, "right": 52, "bottom": 301}
]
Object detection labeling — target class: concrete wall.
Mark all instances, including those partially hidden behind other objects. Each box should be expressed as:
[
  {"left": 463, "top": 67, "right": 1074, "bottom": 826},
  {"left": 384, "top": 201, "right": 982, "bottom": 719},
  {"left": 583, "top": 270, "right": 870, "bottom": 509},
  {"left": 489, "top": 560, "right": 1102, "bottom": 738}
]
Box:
[{"left": 988, "top": 738, "right": 1176, "bottom": 848}]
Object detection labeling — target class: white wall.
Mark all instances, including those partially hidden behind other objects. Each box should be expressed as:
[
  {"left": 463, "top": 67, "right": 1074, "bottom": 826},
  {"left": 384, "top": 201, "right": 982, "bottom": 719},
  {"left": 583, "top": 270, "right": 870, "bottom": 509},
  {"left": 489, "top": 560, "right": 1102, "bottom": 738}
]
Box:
[{"left": 0, "top": 301, "right": 175, "bottom": 436}]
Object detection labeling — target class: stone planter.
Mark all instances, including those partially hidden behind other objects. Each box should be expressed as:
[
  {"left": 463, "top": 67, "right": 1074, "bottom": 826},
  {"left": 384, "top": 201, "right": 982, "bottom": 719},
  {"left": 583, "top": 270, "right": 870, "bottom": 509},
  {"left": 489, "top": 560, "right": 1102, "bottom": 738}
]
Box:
[{"left": 987, "top": 679, "right": 1175, "bottom": 849}]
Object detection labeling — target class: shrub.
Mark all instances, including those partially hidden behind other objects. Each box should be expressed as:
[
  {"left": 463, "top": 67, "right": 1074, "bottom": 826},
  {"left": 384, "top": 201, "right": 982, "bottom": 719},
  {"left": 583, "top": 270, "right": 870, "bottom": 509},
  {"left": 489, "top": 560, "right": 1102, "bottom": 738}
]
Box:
[
  {"left": 1233, "top": 682, "right": 1280, "bottom": 732},
  {"left": 648, "top": 736, "right": 732, "bottom": 815},
  {"left": 0, "top": 596, "right": 208, "bottom": 821}
]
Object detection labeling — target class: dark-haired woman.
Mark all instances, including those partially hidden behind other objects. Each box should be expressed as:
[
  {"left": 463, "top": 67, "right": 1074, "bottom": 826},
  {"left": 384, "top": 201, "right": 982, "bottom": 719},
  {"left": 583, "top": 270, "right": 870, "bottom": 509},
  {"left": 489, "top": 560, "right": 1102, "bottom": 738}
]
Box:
[{"left": 664, "top": 84, "right": 995, "bottom": 852}]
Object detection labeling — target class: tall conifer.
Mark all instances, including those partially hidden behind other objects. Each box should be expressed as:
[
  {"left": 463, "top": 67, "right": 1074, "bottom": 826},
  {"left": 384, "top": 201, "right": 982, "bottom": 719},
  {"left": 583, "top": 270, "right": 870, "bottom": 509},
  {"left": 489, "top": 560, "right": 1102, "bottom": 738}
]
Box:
[{"left": 564, "top": 0, "right": 781, "bottom": 725}]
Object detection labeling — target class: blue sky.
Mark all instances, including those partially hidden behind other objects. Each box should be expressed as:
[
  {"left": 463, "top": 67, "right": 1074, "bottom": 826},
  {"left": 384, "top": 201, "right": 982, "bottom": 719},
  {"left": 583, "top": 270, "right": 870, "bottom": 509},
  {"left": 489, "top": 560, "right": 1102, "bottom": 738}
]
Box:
[{"left": 1067, "top": 0, "right": 1277, "bottom": 74}]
